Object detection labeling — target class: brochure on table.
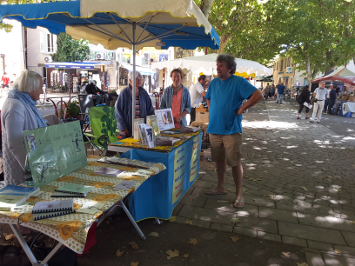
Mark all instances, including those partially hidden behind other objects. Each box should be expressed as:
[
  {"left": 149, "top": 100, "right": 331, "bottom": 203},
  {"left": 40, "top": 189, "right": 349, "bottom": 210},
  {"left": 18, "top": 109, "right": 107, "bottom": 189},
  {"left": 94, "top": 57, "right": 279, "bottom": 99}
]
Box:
[
  {"left": 156, "top": 108, "right": 174, "bottom": 131},
  {"left": 23, "top": 121, "right": 88, "bottom": 187}
]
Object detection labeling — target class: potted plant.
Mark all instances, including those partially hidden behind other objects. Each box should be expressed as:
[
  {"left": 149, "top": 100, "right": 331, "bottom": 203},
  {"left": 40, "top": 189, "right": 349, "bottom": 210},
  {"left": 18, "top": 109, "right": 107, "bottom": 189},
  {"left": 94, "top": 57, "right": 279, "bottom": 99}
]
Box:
[{"left": 66, "top": 100, "right": 81, "bottom": 120}]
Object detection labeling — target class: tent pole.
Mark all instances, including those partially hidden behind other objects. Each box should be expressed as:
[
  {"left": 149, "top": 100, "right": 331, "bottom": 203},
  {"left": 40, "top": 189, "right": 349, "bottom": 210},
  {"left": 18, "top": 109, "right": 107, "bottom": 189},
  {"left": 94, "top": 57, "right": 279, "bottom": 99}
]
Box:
[{"left": 132, "top": 23, "right": 137, "bottom": 136}]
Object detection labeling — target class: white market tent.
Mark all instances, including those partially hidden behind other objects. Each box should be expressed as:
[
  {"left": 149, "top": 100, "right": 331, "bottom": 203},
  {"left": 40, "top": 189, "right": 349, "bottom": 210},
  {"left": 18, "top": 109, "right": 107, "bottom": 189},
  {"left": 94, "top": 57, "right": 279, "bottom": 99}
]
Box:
[{"left": 151, "top": 53, "right": 272, "bottom": 77}]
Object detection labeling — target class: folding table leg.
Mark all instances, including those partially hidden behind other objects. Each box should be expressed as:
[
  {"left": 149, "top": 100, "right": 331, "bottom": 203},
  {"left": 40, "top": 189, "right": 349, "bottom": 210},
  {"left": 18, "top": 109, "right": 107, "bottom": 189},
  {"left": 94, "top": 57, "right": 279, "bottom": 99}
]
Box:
[
  {"left": 117, "top": 201, "right": 146, "bottom": 240},
  {"left": 155, "top": 218, "right": 162, "bottom": 225},
  {"left": 9, "top": 223, "right": 39, "bottom": 265},
  {"left": 9, "top": 224, "right": 62, "bottom": 266}
]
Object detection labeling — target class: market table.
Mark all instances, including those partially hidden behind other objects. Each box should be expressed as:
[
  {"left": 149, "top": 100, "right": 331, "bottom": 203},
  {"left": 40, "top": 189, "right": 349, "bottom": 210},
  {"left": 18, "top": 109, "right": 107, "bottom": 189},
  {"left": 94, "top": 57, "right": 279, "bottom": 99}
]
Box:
[
  {"left": 109, "top": 130, "right": 203, "bottom": 222},
  {"left": 0, "top": 156, "right": 166, "bottom": 263}
]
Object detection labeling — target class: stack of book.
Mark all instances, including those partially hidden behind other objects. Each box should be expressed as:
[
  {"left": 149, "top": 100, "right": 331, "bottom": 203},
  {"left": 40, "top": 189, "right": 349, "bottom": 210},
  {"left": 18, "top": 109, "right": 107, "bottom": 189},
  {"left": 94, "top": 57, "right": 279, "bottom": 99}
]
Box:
[
  {"left": 180, "top": 126, "right": 200, "bottom": 133},
  {"left": 154, "top": 136, "right": 180, "bottom": 146},
  {"left": 0, "top": 185, "right": 40, "bottom": 211},
  {"left": 32, "top": 199, "right": 75, "bottom": 220},
  {"left": 51, "top": 184, "right": 95, "bottom": 198}
]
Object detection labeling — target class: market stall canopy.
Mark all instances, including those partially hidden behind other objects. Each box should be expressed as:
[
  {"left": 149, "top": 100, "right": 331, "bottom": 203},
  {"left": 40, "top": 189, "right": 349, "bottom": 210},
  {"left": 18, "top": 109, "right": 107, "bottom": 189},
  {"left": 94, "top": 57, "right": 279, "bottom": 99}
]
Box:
[
  {"left": 120, "top": 63, "right": 155, "bottom": 76},
  {"left": 256, "top": 75, "right": 273, "bottom": 82},
  {"left": 0, "top": 0, "right": 219, "bottom": 50},
  {"left": 151, "top": 53, "right": 271, "bottom": 76},
  {"left": 312, "top": 67, "right": 355, "bottom": 83},
  {"left": 45, "top": 62, "right": 110, "bottom": 70}
]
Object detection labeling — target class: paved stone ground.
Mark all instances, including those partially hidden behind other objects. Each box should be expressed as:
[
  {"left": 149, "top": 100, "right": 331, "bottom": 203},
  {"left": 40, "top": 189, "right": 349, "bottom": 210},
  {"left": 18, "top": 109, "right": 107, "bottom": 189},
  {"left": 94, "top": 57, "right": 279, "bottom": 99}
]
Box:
[{"left": 173, "top": 99, "right": 355, "bottom": 266}]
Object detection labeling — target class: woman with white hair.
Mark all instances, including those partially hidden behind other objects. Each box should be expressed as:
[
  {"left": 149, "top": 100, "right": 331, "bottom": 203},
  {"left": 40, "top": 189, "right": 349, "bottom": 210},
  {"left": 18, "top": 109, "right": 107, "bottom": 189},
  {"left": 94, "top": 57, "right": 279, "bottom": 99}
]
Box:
[
  {"left": 1, "top": 70, "right": 47, "bottom": 185},
  {"left": 115, "top": 71, "right": 154, "bottom": 138}
]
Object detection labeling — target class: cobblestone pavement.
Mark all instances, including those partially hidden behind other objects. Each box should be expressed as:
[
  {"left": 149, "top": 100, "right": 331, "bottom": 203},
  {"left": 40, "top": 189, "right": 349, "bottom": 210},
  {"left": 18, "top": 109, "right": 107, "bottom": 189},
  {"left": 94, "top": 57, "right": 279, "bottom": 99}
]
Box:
[{"left": 174, "top": 99, "right": 355, "bottom": 266}]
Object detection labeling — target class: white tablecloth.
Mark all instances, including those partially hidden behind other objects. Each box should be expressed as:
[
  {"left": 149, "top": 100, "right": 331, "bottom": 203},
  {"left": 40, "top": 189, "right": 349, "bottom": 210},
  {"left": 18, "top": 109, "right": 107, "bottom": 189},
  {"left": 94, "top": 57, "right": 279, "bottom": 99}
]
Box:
[{"left": 346, "top": 102, "right": 355, "bottom": 113}]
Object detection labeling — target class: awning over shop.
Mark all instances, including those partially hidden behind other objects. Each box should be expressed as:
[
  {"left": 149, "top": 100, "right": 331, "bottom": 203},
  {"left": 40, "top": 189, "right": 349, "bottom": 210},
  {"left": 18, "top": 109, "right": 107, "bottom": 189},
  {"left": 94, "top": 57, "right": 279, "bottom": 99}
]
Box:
[
  {"left": 312, "top": 67, "right": 355, "bottom": 83},
  {"left": 121, "top": 63, "right": 155, "bottom": 76},
  {"left": 45, "top": 62, "right": 109, "bottom": 69},
  {"left": 257, "top": 75, "right": 273, "bottom": 82}
]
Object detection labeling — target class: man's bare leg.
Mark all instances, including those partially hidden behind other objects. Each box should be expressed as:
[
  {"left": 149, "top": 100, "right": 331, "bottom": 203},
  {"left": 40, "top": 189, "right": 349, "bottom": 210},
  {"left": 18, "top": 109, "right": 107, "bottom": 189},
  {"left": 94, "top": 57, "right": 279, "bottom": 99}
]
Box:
[
  {"left": 214, "top": 160, "right": 226, "bottom": 191},
  {"left": 232, "top": 164, "right": 244, "bottom": 207}
]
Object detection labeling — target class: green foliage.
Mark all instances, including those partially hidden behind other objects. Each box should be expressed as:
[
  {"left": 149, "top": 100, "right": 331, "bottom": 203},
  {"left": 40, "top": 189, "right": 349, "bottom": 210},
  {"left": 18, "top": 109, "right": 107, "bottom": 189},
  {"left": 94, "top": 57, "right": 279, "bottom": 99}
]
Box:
[
  {"left": 51, "top": 33, "right": 90, "bottom": 62},
  {"left": 66, "top": 101, "right": 80, "bottom": 118},
  {"left": 0, "top": 23, "right": 13, "bottom": 33}
]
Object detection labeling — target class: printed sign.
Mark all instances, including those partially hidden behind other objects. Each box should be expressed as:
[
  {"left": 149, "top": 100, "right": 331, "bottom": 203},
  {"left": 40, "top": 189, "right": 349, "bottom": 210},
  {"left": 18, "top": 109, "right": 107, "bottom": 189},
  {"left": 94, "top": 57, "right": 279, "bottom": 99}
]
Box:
[
  {"left": 156, "top": 108, "right": 174, "bottom": 131},
  {"left": 172, "top": 146, "right": 186, "bottom": 204},
  {"left": 189, "top": 135, "right": 201, "bottom": 182},
  {"left": 23, "top": 121, "right": 87, "bottom": 187}
]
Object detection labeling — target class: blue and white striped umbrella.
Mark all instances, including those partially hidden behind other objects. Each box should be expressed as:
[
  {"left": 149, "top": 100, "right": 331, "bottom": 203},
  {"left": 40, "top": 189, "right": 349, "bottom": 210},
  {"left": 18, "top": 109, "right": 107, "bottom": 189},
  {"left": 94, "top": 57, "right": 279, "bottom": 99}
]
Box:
[{"left": 0, "top": 0, "right": 220, "bottom": 133}]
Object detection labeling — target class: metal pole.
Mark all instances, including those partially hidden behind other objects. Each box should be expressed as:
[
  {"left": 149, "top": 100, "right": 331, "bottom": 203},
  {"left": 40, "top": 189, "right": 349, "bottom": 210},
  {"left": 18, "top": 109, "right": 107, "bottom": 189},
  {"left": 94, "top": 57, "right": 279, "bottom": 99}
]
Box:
[{"left": 132, "top": 23, "right": 136, "bottom": 136}]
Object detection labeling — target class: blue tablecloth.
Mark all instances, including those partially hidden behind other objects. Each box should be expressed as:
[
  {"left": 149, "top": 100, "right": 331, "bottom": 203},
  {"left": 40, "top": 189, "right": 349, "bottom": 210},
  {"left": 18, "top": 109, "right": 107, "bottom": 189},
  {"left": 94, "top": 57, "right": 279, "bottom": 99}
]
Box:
[{"left": 120, "top": 133, "right": 202, "bottom": 222}]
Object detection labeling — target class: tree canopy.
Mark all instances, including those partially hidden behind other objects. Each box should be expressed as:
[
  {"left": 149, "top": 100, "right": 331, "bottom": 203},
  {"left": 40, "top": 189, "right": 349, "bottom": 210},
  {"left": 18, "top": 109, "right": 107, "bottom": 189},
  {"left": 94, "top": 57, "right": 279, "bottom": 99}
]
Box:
[{"left": 51, "top": 33, "right": 90, "bottom": 62}]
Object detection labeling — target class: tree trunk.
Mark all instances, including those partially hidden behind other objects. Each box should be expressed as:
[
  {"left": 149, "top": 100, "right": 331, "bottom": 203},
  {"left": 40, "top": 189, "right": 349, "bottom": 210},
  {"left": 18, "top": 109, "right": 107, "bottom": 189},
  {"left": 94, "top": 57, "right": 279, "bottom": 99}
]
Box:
[
  {"left": 217, "top": 34, "right": 231, "bottom": 54},
  {"left": 200, "top": 0, "right": 214, "bottom": 20},
  {"left": 305, "top": 56, "right": 312, "bottom": 88}
]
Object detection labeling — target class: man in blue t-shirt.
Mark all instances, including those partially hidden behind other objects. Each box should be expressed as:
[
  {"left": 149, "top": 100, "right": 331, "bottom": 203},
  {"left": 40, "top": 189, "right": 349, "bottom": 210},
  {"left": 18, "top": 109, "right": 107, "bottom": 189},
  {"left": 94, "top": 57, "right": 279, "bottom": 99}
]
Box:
[
  {"left": 204, "top": 54, "right": 263, "bottom": 208},
  {"left": 276, "top": 83, "right": 285, "bottom": 104}
]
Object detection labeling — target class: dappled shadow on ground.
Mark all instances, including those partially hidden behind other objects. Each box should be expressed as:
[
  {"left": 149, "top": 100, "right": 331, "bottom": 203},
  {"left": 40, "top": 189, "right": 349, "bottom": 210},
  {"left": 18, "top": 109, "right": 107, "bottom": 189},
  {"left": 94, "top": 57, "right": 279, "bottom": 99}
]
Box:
[{"left": 174, "top": 100, "right": 355, "bottom": 265}]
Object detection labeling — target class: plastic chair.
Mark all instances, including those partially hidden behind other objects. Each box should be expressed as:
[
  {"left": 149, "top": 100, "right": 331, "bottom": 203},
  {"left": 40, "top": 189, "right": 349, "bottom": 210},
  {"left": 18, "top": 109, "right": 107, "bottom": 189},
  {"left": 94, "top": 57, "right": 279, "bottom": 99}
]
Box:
[{"left": 84, "top": 106, "right": 120, "bottom": 155}]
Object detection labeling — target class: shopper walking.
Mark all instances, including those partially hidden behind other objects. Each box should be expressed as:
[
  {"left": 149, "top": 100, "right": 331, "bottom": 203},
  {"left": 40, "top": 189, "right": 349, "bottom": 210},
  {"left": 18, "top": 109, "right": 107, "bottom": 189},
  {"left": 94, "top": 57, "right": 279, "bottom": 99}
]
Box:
[
  {"left": 323, "top": 85, "right": 332, "bottom": 113},
  {"left": 328, "top": 85, "right": 337, "bottom": 114},
  {"left": 296, "top": 86, "right": 311, "bottom": 119},
  {"left": 310, "top": 81, "right": 327, "bottom": 123},
  {"left": 276, "top": 83, "right": 285, "bottom": 104},
  {"left": 203, "top": 54, "right": 263, "bottom": 208},
  {"left": 190, "top": 75, "right": 206, "bottom": 124}
]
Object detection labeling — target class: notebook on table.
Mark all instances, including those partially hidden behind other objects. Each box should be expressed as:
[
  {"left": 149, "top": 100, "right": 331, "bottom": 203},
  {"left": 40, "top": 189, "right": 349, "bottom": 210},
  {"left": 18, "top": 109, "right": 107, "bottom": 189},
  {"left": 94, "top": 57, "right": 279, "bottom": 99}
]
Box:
[
  {"left": 32, "top": 199, "right": 74, "bottom": 213},
  {"left": 0, "top": 185, "right": 40, "bottom": 210},
  {"left": 93, "top": 167, "right": 124, "bottom": 177},
  {"left": 51, "top": 191, "right": 89, "bottom": 198},
  {"left": 33, "top": 210, "right": 74, "bottom": 221},
  {"left": 55, "top": 184, "right": 95, "bottom": 196}
]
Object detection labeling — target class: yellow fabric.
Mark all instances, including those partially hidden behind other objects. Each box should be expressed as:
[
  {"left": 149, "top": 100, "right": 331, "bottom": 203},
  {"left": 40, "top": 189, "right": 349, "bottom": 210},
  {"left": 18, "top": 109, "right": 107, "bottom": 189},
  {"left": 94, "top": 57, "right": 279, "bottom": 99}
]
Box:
[
  {"left": 0, "top": 156, "right": 166, "bottom": 254},
  {"left": 234, "top": 72, "right": 256, "bottom": 78}
]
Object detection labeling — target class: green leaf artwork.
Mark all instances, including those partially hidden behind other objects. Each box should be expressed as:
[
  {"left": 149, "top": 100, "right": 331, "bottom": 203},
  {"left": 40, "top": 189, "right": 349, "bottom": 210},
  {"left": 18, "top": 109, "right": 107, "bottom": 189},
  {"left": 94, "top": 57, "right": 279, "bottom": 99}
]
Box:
[{"left": 23, "top": 121, "right": 88, "bottom": 187}]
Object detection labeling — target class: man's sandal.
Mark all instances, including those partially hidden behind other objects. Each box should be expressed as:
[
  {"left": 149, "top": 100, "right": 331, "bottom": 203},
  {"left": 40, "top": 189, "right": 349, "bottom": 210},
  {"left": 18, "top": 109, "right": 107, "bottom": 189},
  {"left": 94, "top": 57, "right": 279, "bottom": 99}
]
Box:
[
  {"left": 233, "top": 198, "right": 244, "bottom": 208},
  {"left": 204, "top": 189, "right": 227, "bottom": 195}
]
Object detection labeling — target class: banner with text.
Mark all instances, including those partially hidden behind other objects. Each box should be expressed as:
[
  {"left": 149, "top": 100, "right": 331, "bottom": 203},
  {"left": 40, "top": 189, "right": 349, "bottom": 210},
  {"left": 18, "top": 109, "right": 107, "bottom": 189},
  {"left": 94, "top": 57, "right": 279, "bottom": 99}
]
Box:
[
  {"left": 172, "top": 145, "right": 186, "bottom": 204},
  {"left": 23, "top": 121, "right": 88, "bottom": 187},
  {"left": 189, "top": 135, "right": 201, "bottom": 182}
]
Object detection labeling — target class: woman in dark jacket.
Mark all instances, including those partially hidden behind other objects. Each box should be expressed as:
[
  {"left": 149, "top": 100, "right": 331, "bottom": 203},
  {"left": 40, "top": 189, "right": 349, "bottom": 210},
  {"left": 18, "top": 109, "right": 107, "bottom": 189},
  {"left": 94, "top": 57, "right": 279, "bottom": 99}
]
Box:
[{"left": 297, "top": 86, "right": 311, "bottom": 119}]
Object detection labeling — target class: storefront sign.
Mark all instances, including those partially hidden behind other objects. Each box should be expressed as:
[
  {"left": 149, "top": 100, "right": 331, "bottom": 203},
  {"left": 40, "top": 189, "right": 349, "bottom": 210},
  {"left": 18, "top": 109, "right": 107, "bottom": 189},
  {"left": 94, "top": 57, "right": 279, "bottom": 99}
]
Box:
[
  {"left": 172, "top": 146, "right": 186, "bottom": 204},
  {"left": 189, "top": 135, "right": 201, "bottom": 182},
  {"left": 286, "top": 67, "right": 292, "bottom": 73},
  {"left": 23, "top": 121, "right": 88, "bottom": 187}
]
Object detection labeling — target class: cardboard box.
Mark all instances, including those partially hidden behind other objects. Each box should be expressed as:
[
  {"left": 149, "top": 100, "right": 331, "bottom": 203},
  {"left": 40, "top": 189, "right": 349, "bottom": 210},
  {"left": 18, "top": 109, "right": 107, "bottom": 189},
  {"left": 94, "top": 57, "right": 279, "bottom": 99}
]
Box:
[
  {"left": 191, "top": 121, "right": 209, "bottom": 139},
  {"left": 196, "top": 111, "right": 209, "bottom": 123},
  {"left": 348, "top": 96, "right": 355, "bottom": 102}
]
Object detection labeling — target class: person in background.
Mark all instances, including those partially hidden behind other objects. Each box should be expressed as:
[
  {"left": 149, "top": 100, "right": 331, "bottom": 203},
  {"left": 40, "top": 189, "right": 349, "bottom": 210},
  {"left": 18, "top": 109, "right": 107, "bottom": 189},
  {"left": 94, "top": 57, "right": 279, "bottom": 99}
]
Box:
[
  {"left": 1, "top": 70, "right": 47, "bottom": 186},
  {"left": 115, "top": 71, "right": 154, "bottom": 138},
  {"left": 335, "top": 85, "right": 340, "bottom": 95},
  {"left": 310, "top": 81, "right": 327, "bottom": 123},
  {"left": 269, "top": 84, "right": 275, "bottom": 98},
  {"left": 190, "top": 75, "right": 206, "bottom": 124},
  {"left": 160, "top": 68, "right": 191, "bottom": 128},
  {"left": 323, "top": 84, "right": 332, "bottom": 113},
  {"left": 328, "top": 85, "right": 337, "bottom": 114},
  {"left": 1, "top": 72, "right": 10, "bottom": 97},
  {"left": 276, "top": 82, "right": 285, "bottom": 104},
  {"left": 203, "top": 54, "right": 263, "bottom": 209},
  {"left": 263, "top": 85, "right": 270, "bottom": 100},
  {"left": 85, "top": 80, "right": 106, "bottom": 105},
  {"left": 341, "top": 85, "right": 348, "bottom": 95},
  {"left": 296, "top": 86, "right": 311, "bottom": 119}
]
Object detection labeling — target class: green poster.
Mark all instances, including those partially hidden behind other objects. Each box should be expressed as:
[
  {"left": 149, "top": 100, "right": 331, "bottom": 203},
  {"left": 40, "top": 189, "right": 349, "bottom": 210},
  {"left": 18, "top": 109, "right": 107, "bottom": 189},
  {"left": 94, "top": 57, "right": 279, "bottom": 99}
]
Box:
[{"left": 23, "top": 121, "right": 88, "bottom": 187}]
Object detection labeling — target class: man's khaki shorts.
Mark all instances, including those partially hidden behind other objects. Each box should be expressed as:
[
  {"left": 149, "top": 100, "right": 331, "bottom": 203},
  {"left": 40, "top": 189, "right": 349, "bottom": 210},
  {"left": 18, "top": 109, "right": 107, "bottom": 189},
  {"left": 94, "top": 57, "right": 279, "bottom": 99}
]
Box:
[{"left": 209, "top": 133, "right": 242, "bottom": 167}]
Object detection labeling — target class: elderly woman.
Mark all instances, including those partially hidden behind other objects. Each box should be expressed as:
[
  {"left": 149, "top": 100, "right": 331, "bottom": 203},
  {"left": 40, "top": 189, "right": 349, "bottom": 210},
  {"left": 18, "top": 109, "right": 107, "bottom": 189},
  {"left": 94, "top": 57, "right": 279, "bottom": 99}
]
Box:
[
  {"left": 160, "top": 69, "right": 191, "bottom": 128},
  {"left": 1, "top": 70, "right": 47, "bottom": 186},
  {"left": 115, "top": 71, "right": 155, "bottom": 138}
]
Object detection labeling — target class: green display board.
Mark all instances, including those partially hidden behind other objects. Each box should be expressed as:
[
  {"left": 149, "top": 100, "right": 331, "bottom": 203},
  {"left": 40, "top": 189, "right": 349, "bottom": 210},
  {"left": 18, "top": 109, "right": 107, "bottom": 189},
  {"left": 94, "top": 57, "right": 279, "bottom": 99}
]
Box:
[{"left": 23, "top": 121, "right": 88, "bottom": 187}]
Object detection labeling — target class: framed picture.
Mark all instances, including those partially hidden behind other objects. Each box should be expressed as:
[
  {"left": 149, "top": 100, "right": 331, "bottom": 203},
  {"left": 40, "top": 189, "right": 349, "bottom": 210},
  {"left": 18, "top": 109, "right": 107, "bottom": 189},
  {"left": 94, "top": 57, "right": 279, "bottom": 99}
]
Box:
[{"left": 155, "top": 108, "right": 174, "bottom": 131}]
